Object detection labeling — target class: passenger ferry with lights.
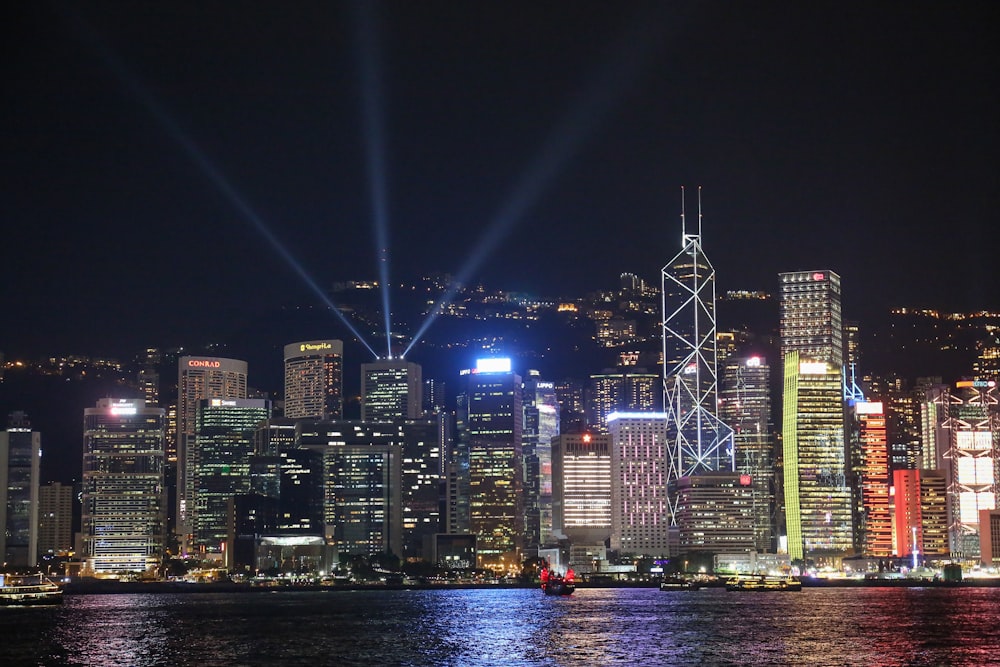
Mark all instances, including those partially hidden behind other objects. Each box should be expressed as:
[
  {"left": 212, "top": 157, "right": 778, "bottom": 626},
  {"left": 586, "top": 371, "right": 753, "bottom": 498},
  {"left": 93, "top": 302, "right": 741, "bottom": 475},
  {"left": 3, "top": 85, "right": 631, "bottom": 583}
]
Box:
[{"left": 0, "top": 574, "right": 64, "bottom": 606}]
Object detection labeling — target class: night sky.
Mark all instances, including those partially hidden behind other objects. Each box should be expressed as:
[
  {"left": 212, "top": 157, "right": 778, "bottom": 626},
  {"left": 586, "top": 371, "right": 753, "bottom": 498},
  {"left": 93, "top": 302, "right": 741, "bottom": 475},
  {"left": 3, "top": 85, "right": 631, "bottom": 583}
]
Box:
[{"left": 4, "top": 1, "right": 998, "bottom": 357}]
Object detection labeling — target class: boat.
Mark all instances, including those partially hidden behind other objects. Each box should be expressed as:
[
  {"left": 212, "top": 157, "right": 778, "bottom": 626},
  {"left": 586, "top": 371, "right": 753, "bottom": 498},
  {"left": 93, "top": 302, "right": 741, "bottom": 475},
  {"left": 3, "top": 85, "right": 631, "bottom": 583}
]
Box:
[
  {"left": 659, "top": 577, "right": 698, "bottom": 591},
  {"left": 541, "top": 576, "right": 576, "bottom": 596},
  {"left": 0, "top": 574, "right": 64, "bottom": 606},
  {"left": 725, "top": 574, "right": 802, "bottom": 592}
]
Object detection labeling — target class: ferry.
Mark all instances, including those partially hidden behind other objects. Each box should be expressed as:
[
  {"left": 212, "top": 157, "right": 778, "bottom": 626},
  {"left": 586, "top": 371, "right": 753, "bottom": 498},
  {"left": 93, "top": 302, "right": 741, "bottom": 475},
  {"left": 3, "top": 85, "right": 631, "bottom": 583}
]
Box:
[
  {"left": 725, "top": 574, "right": 802, "bottom": 592},
  {"left": 659, "top": 577, "right": 698, "bottom": 591},
  {"left": 0, "top": 574, "right": 64, "bottom": 606}
]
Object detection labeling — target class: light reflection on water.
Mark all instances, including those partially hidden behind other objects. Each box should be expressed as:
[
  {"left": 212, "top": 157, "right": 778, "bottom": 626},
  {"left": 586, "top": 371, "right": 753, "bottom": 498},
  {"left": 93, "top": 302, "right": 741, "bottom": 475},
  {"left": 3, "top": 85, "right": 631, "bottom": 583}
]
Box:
[{"left": 1, "top": 587, "right": 998, "bottom": 666}]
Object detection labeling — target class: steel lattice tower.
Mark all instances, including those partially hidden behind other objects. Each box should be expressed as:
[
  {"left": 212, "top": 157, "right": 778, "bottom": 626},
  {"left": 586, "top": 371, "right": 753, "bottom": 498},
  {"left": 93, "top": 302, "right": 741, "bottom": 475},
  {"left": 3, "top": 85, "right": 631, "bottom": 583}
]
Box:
[{"left": 662, "top": 188, "right": 734, "bottom": 523}]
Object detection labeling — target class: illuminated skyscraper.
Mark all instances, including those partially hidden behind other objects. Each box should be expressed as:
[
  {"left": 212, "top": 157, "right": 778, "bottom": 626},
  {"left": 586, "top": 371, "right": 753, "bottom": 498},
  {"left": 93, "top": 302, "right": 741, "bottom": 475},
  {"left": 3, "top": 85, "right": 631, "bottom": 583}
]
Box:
[
  {"left": 853, "top": 401, "right": 892, "bottom": 557},
  {"left": 609, "top": 413, "right": 670, "bottom": 556},
  {"left": 361, "top": 359, "right": 422, "bottom": 421},
  {"left": 551, "top": 432, "right": 611, "bottom": 546},
  {"left": 0, "top": 412, "right": 40, "bottom": 567},
  {"left": 778, "top": 270, "right": 843, "bottom": 368},
  {"left": 662, "top": 190, "right": 734, "bottom": 524},
  {"left": 782, "top": 353, "right": 853, "bottom": 561},
  {"left": 456, "top": 358, "right": 523, "bottom": 565},
  {"left": 177, "top": 356, "right": 248, "bottom": 547},
  {"left": 719, "top": 356, "right": 776, "bottom": 552},
  {"left": 284, "top": 340, "right": 343, "bottom": 420},
  {"left": 779, "top": 270, "right": 852, "bottom": 562},
  {"left": 192, "top": 398, "right": 270, "bottom": 554},
  {"left": 925, "top": 380, "right": 999, "bottom": 559},
  {"left": 674, "top": 473, "right": 755, "bottom": 555},
  {"left": 82, "top": 398, "right": 166, "bottom": 575},
  {"left": 523, "top": 371, "right": 560, "bottom": 546},
  {"left": 586, "top": 369, "right": 660, "bottom": 432}
]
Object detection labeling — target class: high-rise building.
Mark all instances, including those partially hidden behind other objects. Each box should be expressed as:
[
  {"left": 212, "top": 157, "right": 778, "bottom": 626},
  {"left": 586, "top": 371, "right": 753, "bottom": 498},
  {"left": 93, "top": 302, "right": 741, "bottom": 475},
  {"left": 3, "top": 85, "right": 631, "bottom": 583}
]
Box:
[
  {"left": 719, "top": 355, "right": 776, "bottom": 553},
  {"left": 297, "top": 420, "right": 404, "bottom": 559},
  {"left": 82, "top": 398, "right": 166, "bottom": 576},
  {"left": 1, "top": 411, "right": 41, "bottom": 566},
  {"left": 609, "top": 413, "right": 670, "bottom": 556},
  {"left": 586, "top": 369, "right": 660, "bottom": 432},
  {"left": 662, "top": 192, "right": 734, "bottom": 525},
  {"left": 551, "top": 432, "right": 611, "bottom": 546},
  {"left": 192, "top": 398, "right": 270, "bottom": 554},
  {"left": 523, "top": 371, "right": 560, "bottom": 548},
  {"left": 779, "top": 270, "right": 852, "bottom": 562},
  {"left": 925, "top": 379, "right": 999, "bottom": 559},
  {"left": 37, "top": 481, "right": 73, "bottom": 558},
  {"left": 361, "top": 359, "right": 422, "bottom": 421},
  {"left": 778, "top": 270, "right": 843, "bottom": 368},
  {"left": 674, "top": 473, "right": 755, "bottom": 555},
  {"left": 853, "top": 401, "right": 892, "bottom": 557},
  {"left": 456, "top": 358, "right": 523, "bottom": 566},
  {"left": 782, "top": 354, "right": 853, "bottom": 561},
  {"left": 283, "top": 340, "right": 343, "bottom": 420},
  {"left": 893, "top": 468, "right": 950, "bottom": 560},
  {"left": 177, "top": 356, "right": 248, "bottom": 546}
]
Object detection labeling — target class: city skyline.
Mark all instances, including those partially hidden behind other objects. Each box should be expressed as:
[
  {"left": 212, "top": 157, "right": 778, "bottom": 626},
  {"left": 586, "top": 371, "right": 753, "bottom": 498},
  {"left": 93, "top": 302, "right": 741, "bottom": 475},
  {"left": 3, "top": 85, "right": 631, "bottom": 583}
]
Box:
[{"left": 4, "top": 2, "right": 998, "bottom": 357}]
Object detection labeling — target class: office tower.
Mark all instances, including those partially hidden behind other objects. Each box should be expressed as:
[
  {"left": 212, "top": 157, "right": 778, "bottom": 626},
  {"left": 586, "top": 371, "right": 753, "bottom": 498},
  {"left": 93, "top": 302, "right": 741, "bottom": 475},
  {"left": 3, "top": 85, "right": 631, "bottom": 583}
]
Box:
[
  {"left": 778, "top": 270, "right": 843, "bottom": 367},
  {"left": 192, "top": 398, "right": 270, "bottom": 554},
  {"left": 1, "top": 412, "right": 41, "bottom": 567},
  {"left": 523, "top": 371, "right": 560, "bottom": 547},
  {"left": 551, "top": 432, "right": 611, "bottom": 546},
  {"left": 978, "top": 510, "right": 1000, "bottom": 566},
  {"left": 37, "top": 481, "right": 74, "bottom": 557},
  {"left": 586, "top": 369, "right": 660, "bottom": 431},
  {"left": 779, "top": 269, "right": 852, "bottom": 562},
  {"left": 919, "top": 470, "right": 950, "bottom": 557},
  {"left": 423, "top": 377, "right": 446, "bottom": 415},
  {"left": 456, "top": 358, "right": 523, "bottom": 566},
  {"left": 361, "top": 359, "right": 422, "bottom": 421},
  {"left": 893, "top": 469, "right": 922, "bottom": 558},
  {"left": 283, "top": 340, "right": 343, "bottom": 420},
  {"left": 674, "top": 473, "right": 755, "bottom": 555},
  {"left": 555, "top": 378, "right": 586, "bottom": 433},
  {"left": 853, "top": 401, "right": 892, "bottom": 557},
  {"left": 255, "top": 417, "right": 297, "bottom": 457},
  {"left": 662, "top": 191, "right": 734, "bottom": 525},
  {"left": 177, "top": 356, "right": 248, "bottom": 546},
  {"left": 298, "top": 420, "right": 404, "bottom": 559},
  {"left": 398, "top": 419, "right": 443, "bottom": 559},
  {"left": 782, "top": 353, "right": 853, "bottom": 561},
  {"left": 719, "top": 355, "right": 776, "bottom": 552},
  {"left": 608, "top": 413, "right": 670, "bottom": 556},
  {"left": 82, "top": 398, "right": 166, "bottom": 575},
  {"left": 925, "top": 379, "right": 999, "bottom": 559}
]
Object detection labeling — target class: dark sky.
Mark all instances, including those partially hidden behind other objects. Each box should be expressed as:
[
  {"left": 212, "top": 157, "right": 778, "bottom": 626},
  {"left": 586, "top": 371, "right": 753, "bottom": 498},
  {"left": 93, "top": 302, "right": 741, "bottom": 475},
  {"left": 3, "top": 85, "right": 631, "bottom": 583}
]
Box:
[{"left": 3, "top": 1, "right": 998, "bottom": 357}]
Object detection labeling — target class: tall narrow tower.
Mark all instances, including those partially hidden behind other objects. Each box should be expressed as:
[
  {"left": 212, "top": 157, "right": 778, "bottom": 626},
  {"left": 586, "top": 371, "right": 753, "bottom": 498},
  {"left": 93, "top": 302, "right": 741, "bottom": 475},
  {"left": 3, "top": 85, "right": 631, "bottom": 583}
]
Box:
[{"left": 662, "top": 188, "right": 734, "bottom": 521}]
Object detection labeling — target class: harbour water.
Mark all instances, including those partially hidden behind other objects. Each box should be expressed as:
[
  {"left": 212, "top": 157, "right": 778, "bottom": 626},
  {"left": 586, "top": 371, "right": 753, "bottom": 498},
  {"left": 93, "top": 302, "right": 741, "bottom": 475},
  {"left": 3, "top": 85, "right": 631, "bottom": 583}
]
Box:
[{"left": 2, "top": 586, "right": 998, "bottom": 666}]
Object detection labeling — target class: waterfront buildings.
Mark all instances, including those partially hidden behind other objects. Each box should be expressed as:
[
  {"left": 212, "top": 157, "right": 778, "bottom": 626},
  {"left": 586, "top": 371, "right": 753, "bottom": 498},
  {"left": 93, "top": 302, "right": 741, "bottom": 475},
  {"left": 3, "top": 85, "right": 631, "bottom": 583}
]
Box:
[
  {"left": 283, "top": 340, "right": 343, "bottom": 420},
  {"left": 609, "top": 413, "right": 670, "bottom": 556},
  {"left": 924, "top": 380, "right": 999, "bottom": 560},
  {"left": 662, "top": 194, "right": 734, "bottom": 524},
  {"left": 523, "top": 371, "right": 560, "bottom": 547},
  {"left": 782, "top": 353, "right": 854, "bottom": 561},
  {"left": 853, "top": 401, "right": 892, "bottom": 557},
  {"left": 551, "top": 432, "right": 611, "bottom": 546},
  {"left": 456, "top": 358, "right": 523, "bottom": 566},
  {"left": 297, "top": 420, "right": 404, "bottom": 559},
  {"left": 0, "top": 411, "right": 40, "bottom": 566},
  {"left": 82, "top": 398, "right": 166, "bottom": 576},
  {"left": 779, "top": 270, "right": 853, "bottom": 561},
  {"left": 192, "top": 398, "right": 270, "bottom": 554},
  {"left": 361, "top": 359, "right": 422, "bottom": 421},
  {"left": 37, "top": 481, "right": 74, "bottom": 558},
  {"left": 674, "top": 472, "right": 755, "bottom": 555},
  {"left": 177, "top": 356, "right": 248, "bottom": 546},
  {"left": 719, "top": 356, "right": 776, "bottom": 552}
]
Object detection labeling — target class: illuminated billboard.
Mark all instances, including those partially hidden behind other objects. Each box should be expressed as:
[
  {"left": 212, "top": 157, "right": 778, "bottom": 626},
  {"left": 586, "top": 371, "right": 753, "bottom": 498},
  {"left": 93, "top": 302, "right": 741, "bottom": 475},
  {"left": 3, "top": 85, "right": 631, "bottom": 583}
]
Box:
[{"left": 475, "top": 358, "right": 512, "bottom": 373}]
